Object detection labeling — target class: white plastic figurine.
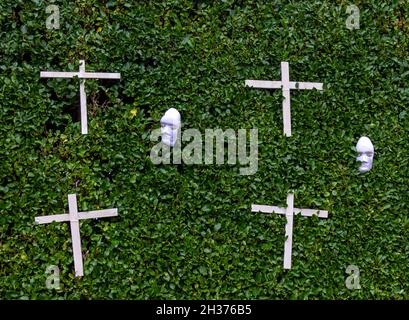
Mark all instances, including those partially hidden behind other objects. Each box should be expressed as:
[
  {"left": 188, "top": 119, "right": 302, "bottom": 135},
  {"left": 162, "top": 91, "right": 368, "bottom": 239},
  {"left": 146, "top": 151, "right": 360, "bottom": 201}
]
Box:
[
  {"left": 356, "top": 136, "right": 374, "bottom": 173},
  {"left": 160, "top": 108, "right": 181, "bottom": 147}
]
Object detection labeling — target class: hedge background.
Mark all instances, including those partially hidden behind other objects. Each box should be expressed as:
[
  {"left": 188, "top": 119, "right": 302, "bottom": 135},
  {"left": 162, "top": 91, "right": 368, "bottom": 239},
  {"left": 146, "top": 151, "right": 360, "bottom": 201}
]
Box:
[{"left": 0, "top": 0, "right": 408, "bottom": 299}]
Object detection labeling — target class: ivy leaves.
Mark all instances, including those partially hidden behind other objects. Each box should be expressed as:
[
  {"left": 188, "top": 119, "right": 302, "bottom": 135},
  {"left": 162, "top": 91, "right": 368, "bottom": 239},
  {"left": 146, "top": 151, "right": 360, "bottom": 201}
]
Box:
[{"left": 0, "top": 0, "right": 408, "bottom": 299}]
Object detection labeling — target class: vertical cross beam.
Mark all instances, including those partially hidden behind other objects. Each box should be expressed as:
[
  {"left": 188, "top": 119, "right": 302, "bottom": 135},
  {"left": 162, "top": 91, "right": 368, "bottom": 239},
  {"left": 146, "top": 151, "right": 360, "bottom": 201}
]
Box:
[
  {"left": 283, "top": 193, "right": 294, "bottom": 269},
  {"left": 67, "top": 194, "right": 84, "bottom": 277},
  {"left": 79, "top": 60, "right": 88, "bottom": 135},
  {"left": 281, "top": 62, "right": 291, "bottom": 137}
]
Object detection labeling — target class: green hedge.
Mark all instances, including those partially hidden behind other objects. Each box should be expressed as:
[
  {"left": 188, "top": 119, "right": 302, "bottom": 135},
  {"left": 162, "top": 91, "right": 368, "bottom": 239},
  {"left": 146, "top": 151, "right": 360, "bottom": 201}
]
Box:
[{"left": 0, "top": 0, "right": 408, "bottom": 299}]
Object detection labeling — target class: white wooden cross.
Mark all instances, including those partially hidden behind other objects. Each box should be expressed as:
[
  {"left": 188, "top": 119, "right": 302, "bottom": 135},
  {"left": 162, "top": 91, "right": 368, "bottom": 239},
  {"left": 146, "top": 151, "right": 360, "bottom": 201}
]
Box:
[
  {"left": 35, "top": 194, "right": 118, "bottom": 277},
  {"left": 245, "top": 61, "right": 323, "bottom": 137},
  {"left": 40, "top": 60, "right": 121, "bottom": 134},
  {"left": 252, "top": 193, "right": 328, "bottom": 269}
]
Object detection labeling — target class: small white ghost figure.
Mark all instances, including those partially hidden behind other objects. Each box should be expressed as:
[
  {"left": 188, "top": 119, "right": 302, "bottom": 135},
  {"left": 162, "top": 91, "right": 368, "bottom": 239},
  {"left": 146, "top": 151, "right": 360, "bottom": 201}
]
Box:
[
  {"left": 160, "top": 108, "right": 181, "bottom": 147},
  {"left": 356, "top": 136, "right": 374, "bottom": 173}
]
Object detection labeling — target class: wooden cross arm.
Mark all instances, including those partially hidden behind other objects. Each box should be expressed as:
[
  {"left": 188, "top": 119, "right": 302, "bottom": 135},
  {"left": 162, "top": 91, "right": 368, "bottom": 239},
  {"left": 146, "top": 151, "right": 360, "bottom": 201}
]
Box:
[
  {"left": 245, "top": 80, "right": 323, "bottom": 90},
  {"left": 251, "top": 204, "right": 285, "bottom": 214},
  {"left": 35, "top": 209, "right": 118, "bottom": 225},
  {"left": 40, "top": 71, "right": 79, "bottom": 78},
  {"left": 245, "top": 80, "right": 282, "bottom": 89},
  {"left": 40, "top": 72, "right": 121, "bottom": 79},
  {"left": 78, "top": 208, "right": 118, "bottom": 220},
  {"left": 291, "top": 82, "right": 323, "bottom": 90},
  {"left": 35, "top": 213, "right": 70, "bottom": 224},
  {"left": 79, "top": 73, "right": 121, "bottom": 79},
  {"left": 251, "top": 204, "right": 328, "bottom": 218},
  {"left": 293, "top": 208, "right": 328, "bottom": 218}
]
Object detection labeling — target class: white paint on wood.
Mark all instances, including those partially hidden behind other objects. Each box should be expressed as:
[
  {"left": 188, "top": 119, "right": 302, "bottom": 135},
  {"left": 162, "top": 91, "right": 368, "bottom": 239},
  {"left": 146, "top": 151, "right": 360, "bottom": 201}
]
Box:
[
  {"left": 80, "top": 79, "right": 87, "bottom": 134},
  {"left": 245, "top": 79, "right": 323, "bottom": 91},
  {"left": 252, "top": 205, "right": 328, "bottom": 218},
  {"left": 40, "top": 60, "right": 121, "bottom": 134},
  {"left": 68, "top": 194, "right": 83, "bottom": 277},
  {"left": 283, "top": 193, "right": 294, "bottom": 269},
  {"left": 293, "top": 82, "right": 323, "bottom": 90},
  {"left": 35, "top": 213, "right": 70, "bottom": 224},
  {"left": 34, "top": 194, "right": 119, "bottom": 277},
  {"left": 294, "top": 208, "right": 328, "bottom": 218},
  {"left": 251, "top": 204, "right": 285, "bottom": 214},
  {"left": 245, "top": 61, "right": 323, "bottom": 137},
  {"left": 251, "top": 193, "right": 329, "bottom": 269},
  {"left": 281, "top": 62, "right": 291, "bottom": 137},
  {"left": 78, "top": 208, "right": 118, "bottom": 220},
  {"left": 40, "top": 71, "right": 78, "bottom": 78},
  {"left": 245, "top": 80, "right": 282, "bottom": 89},
  {"left": 39, "top": 71, "right": 120, "bottom": 79},
  {"left": 80, "top": 72, "right": 121, "bottom": 79},
  {"left": 79, "top": 60, "right": 86, "bottom": 77}
]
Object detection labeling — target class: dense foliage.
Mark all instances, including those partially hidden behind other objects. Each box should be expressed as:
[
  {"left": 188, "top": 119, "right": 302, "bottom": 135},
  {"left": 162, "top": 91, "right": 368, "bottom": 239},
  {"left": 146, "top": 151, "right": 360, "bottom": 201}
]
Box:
[{"left": 1, "top": 0, "right": 408, "bottom": 299}]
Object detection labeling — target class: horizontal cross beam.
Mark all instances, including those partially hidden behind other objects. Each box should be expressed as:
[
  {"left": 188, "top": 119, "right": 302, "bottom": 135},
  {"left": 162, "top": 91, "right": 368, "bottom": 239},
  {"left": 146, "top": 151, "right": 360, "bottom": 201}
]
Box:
[
  {"left": 40, "top": 71, "right": 121, "bottom": 79},
  {"left": 245, "top": 80, "right": 323, "bottom": 90},
  {"left": 34, "top": 208, "right": 118, "bottom": 224},
  {"left": 251, "top": 204, "right": 328, "bottom": 218}
]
